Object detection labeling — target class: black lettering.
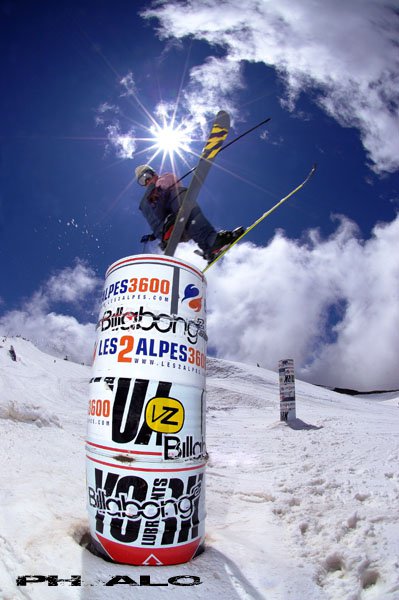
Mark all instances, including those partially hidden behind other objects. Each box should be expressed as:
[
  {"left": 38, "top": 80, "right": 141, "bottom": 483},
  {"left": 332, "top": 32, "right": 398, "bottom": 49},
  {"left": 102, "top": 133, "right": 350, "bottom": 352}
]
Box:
[
  {"left": 16, "top": 576, "right": 47, "bottom": 586},
  {"left": 161, "top": 477, "right": 184, "bottom": 545},
  {"left": 112, "top": 378, "right": 149, "bottom": 444},
  {"left": 168, "top": 575, "right": 202, "bottom": 586},
  {"left": 47, "top": 576, "right": 81, "bottom": 586},
  {"left": 134, "top": 381, "right": 171, "bottom": 445},
  {"left": 105, "top": 575, "right": 138, "bottom": 586},
  {"left": 110, "top": 476, "right": 147, "bottom": 543},
  {"left": 94, "top": 468, "right": 119, "bottom": 534},
  {"left": 151, "top": 405, "right": 179, "bottom": 426},
  {"left": 154, "top": 478, "right": 167, "bottom": 487},
  {"left": 139, "top": 576, "right": 168, "bottom": 587},
  {"left": 178, "top": 475, "right": 196, "bottom": 544}
]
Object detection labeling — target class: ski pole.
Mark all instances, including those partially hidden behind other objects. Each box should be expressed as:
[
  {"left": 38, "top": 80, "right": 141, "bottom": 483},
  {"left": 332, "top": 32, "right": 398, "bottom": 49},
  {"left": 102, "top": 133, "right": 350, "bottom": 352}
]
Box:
[{"left": 175, "top": 116, "right": 271, "bottom": 185}]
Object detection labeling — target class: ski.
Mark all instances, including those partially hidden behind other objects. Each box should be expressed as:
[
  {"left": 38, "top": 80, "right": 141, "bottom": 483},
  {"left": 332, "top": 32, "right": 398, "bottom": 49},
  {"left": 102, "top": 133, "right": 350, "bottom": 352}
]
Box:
[
  {"left": 163, "top": 110, "right": 230, "bottom": 257},
  {"left": 203, "top": 163, "right": 317, "bottom": 272}
]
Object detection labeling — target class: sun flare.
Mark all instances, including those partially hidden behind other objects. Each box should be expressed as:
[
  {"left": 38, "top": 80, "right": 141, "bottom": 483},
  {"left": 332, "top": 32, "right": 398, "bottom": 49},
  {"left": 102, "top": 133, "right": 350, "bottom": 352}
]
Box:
[{"left": 150, "top": 121, "right": 192, "bottom": 164}]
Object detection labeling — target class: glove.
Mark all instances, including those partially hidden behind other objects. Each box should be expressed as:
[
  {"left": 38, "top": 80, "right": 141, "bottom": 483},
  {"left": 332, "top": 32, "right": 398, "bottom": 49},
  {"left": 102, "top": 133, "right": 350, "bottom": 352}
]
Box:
[
  {"left": 140, "top": 233, "right": 156, "bottom": 244},
  {"left": 148, "top": 187, "right": 161, "bottom": 206}
]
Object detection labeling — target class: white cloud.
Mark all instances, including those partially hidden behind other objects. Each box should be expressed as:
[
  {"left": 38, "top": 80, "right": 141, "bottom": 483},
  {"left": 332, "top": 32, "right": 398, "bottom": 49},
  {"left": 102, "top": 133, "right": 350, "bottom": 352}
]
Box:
[
  {"left": 142, "top": 0, "right": 399, "bottom": 173},
  {"left": 182, "top": 57, "right": 245, "bottom": 125},
  {"left": 97, "top": 60, "right": 244, "bottom": 161},
  {"left": 0, "top": 262, "right": 102, "bottom": 364},
  {"left": 95, "top": 72, "right": 138, "bottom": 159},
  {"left": 120, "top": 71, "right": 137, "bottom": 98},
  {"left": 97, "top": 102, "right": 118, "bottom": 115},
  {"left": 2, "top": 223, "right": 399, "bottom": 389},
  {"left": 177, "top": 214, "right": 399, "bottom": 390},
  {"left": 105, "top": 123, "right": 137, "bottom": 160},
  {"left": 95, "top": 102, "right": 119, "bottom": 126},
  {"left": 45, "top": 262, "right": 101, "bottom": 303}
]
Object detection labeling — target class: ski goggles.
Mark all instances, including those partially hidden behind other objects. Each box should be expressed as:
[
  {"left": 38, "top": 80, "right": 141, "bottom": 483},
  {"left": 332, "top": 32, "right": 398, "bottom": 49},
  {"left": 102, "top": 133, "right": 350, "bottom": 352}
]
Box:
[{"left": 138, "top": 171, "right": 154, "bottom": 186}]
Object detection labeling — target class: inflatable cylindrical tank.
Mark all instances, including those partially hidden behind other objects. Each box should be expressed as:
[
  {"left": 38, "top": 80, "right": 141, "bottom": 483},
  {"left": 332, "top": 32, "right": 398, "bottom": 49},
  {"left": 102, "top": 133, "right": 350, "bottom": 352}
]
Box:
[{"left": 86, "top": 255, "right": 207, "bottom": 565}]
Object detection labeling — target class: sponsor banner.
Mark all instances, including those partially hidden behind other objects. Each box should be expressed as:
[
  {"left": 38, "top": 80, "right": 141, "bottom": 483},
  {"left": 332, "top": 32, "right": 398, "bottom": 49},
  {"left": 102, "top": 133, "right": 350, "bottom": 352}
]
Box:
[
  {"left": 280, "top": 401, "right": 296, "bottom": 422},
  {"left": 86, "top": 454, "right": 206, "bottom": 565},
  {"left": 87, "top": 376, "right": 206, "bottom": 462},
  {"left": 101, "top": 255, "right": 206, "bottom": 320},
  {"left": 92, "top": 331, "right": 206, "bottom": 383},
  {"left": 88, "top": 255, "right": 208, "bottom": 565},
  {"left": 96, "top": 305, "right": 207, "bottom": 346},
  {"left": 278, "top": 359, "right": 296, "bottom": 421},
  {"left": 94, "top": 255, "right": 207, "bottom": 383},
  {"left": 280, "top": 400, "right": 296, "bottom": 410}
]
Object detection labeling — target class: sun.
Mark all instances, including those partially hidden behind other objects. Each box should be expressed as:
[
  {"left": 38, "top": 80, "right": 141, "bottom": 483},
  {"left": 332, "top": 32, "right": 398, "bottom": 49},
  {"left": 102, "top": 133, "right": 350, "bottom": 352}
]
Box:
[
  {"left": 152, "top": 123, "right": 188, "bottom": 154},
  {"left": 147, "top": 113, "right": 194, "bottom": 167}
]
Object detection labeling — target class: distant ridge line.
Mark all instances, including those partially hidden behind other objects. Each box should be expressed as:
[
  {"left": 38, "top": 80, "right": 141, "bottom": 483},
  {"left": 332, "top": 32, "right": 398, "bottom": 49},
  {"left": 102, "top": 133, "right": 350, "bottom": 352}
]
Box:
[{"left": 316, "top": 385, "right": 399, "bottom": 396}]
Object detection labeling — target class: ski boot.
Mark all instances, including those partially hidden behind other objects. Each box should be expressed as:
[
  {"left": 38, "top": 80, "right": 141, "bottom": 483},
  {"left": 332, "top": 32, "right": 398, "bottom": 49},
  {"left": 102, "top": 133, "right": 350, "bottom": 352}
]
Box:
[{"left": 204, "top": 227, "right": 245, "bottom": 263}]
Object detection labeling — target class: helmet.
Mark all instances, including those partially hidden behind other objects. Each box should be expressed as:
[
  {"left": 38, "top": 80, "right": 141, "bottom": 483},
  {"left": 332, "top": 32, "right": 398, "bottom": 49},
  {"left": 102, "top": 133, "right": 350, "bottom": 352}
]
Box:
[{"left": 135, "top": 164, "right": 156, "bottom": 185}]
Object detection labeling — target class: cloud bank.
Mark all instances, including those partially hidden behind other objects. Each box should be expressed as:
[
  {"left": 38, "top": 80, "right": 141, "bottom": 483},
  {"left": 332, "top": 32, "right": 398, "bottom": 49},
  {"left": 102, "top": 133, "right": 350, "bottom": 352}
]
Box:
[
  {"left": 0, "top": 262, "right": 101, "bottom": 364},
  {"left": 178, "top": 213, "right": 399, "bottom": 390},
  {"left": 142, "top": 0, "right": 399, "bottom": 174},
  {"left": 2, "top": 220, "right": 399, "bottom": 390},
  {"left": 96, "top": 63, "right": 244, "bottom": 162}
]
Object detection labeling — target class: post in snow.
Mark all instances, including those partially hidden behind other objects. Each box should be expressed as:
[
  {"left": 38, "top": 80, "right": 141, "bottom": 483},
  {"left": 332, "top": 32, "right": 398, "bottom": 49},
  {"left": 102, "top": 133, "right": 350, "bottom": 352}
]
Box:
[{"left": 278, "top": 359, "right": 296, "bottom": 422}]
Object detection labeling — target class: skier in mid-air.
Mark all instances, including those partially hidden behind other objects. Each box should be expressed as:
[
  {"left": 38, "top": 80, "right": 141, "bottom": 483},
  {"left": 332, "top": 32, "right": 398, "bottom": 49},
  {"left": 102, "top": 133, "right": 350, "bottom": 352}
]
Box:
[{"left": 136, "top": 164, "right": 243, "bottom": 262}]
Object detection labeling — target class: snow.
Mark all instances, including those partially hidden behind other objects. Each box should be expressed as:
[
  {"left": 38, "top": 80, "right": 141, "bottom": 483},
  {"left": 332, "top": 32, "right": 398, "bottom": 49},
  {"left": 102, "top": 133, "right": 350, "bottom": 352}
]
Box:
[{"left": 1, "top": 336, "right": 399, "bottom": 599}]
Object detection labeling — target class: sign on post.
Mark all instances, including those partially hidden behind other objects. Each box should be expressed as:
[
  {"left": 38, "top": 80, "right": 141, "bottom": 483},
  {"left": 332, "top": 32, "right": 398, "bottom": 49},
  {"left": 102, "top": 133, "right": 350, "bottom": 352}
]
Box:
[{"left": 278, "top": 359, "right": 296, "bottom": 422}]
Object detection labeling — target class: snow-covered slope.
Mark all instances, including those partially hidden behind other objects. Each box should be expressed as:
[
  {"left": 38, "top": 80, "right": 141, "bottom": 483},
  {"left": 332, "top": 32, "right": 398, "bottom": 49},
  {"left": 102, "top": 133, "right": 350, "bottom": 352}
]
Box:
[{"left": 1, "top": 337, "right": 398, "bottom": 599}]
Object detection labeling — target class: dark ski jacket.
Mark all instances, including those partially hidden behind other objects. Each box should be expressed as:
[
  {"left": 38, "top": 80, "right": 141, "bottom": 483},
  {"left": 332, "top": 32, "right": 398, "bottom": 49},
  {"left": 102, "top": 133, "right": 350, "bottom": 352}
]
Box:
[{"left": 139, "top": 175, "right": 186, "bottom": 239}]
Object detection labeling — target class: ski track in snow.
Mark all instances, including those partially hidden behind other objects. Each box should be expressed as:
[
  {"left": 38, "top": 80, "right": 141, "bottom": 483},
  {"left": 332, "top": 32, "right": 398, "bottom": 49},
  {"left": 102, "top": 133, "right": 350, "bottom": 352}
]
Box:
[{"left": 1, "top": 337, "right": 399, "bottom": 599}]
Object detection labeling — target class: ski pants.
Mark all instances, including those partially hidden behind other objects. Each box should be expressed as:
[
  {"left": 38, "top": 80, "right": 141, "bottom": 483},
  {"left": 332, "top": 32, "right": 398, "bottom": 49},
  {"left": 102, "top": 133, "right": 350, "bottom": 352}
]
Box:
[{"left": 141, "top": 190, "right": 217, "bottom": 252}]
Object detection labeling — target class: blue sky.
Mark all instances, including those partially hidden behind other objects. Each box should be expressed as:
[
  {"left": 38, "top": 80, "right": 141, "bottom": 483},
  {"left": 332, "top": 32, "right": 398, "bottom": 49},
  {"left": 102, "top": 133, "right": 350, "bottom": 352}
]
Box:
[{"left": 1, "top": 0, "right": 399, "bottom": 389}]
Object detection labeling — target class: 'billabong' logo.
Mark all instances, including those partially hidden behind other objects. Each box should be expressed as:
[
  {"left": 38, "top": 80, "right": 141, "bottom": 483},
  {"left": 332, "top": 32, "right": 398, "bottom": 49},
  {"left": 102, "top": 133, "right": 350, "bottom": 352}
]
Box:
[{"left": 182, "top": 284, "right": 202, "bottom": 312}]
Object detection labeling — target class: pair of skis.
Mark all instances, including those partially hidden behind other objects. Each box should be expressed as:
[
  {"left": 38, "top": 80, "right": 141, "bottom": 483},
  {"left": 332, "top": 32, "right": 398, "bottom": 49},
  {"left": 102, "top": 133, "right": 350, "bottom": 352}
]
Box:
[
  {"left": 163, "top": 110, "right": 316, "bottom": 272},
  {"left": 163, "top": 110, "right": 230, "bottom": 258}
]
